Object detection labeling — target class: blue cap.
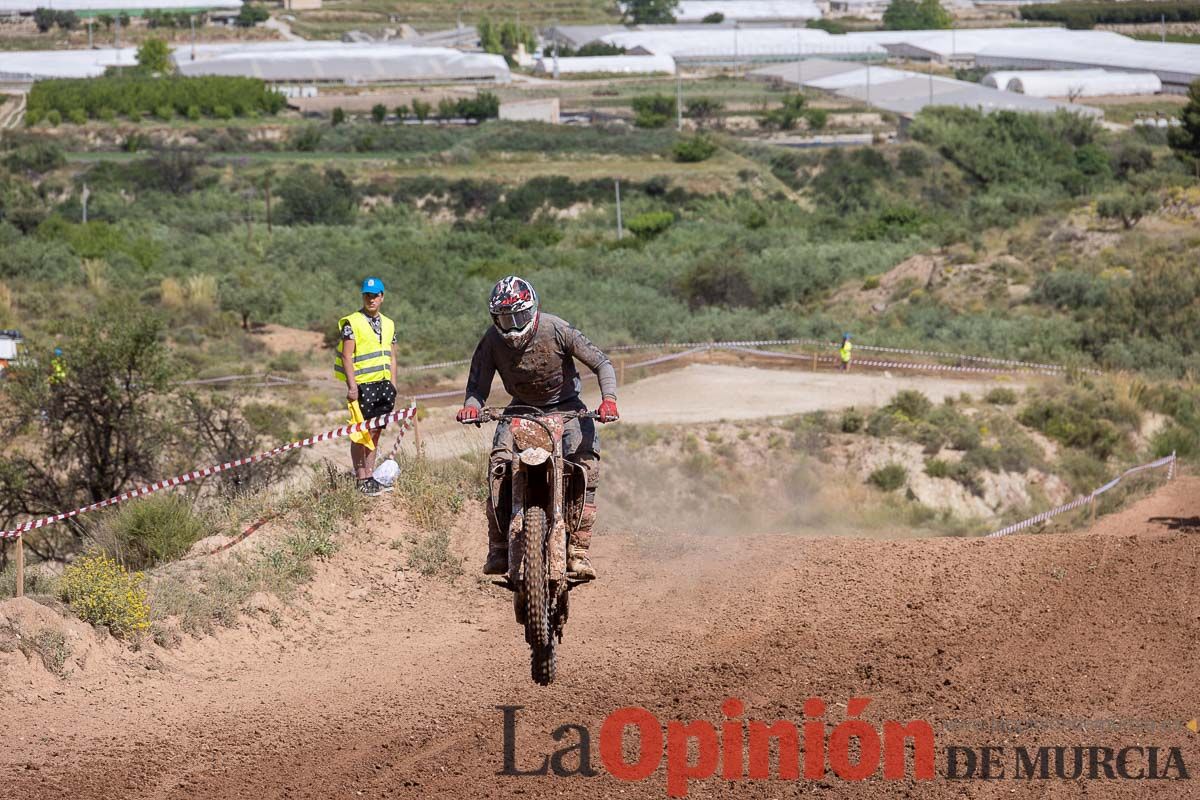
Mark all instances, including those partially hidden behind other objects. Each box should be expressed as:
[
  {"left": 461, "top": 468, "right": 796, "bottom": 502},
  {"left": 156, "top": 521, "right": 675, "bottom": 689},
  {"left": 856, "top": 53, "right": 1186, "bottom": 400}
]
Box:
[
  {"left": 54, "top": 347, "right": 62, "bottom": 356},
  {"left": 843, "top": 333, "right": 852, "bottom": 339},
  {"left": 361, "top": 277, "right": 385, "bottom": 295}
]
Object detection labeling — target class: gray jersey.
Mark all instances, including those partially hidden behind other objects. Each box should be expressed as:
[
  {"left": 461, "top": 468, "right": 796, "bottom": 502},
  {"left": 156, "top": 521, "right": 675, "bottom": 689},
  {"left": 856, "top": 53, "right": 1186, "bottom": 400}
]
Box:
[{"left": 464, "top": 313, "right": 617, "bottom": 410}]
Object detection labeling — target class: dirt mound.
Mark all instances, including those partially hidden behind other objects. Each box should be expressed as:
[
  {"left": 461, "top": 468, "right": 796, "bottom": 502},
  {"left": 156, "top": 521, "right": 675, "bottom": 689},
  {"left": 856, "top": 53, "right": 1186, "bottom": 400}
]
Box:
[{"left": 1, "top": 471, "right": 1195, "bottom": 798}]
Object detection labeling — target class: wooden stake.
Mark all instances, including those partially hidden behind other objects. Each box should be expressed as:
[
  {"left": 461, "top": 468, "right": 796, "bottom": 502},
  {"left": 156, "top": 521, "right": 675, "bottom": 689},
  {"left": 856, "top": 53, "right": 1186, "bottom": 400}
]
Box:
[
  {"left": 812, "top": 352, "right": 818, "bottom": 371},
  {"left": 14, "top": 535, "right": 23, "bottom": 598},
  {"left": 411, "top": 399, "right": 423, "bottom": 457}
]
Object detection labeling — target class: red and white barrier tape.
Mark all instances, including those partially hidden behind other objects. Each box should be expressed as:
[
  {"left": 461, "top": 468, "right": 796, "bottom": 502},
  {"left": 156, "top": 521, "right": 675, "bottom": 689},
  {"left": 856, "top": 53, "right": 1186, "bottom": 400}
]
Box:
[
  {"left": 986, "top": 451, "right": 1177, "bottom": 539},
  {"left": 1, "top": 405, "right": 418, "bottom": 541},
  {"left": 395, "top": 338, "right": 1089, "bottom": 376}
]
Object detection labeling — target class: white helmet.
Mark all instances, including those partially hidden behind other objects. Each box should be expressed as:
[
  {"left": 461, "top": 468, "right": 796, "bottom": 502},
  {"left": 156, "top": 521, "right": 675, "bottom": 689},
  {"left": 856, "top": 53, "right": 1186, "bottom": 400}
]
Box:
[{"left": 489, "top": 275, "right": 539, "bottom": 349}]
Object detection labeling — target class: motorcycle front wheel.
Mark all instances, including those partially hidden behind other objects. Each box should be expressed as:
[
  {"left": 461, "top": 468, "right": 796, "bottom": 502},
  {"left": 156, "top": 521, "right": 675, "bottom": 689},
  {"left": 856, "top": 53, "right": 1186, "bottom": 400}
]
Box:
[{"left": 522, "top": 502, "right": 557, "bottom": 685}]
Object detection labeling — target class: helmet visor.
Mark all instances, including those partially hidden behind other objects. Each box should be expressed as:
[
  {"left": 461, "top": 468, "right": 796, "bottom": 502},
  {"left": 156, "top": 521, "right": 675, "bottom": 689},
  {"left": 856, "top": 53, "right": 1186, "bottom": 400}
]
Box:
[{"left": 493, "top": 309, "right": 535, "bottom": 333}]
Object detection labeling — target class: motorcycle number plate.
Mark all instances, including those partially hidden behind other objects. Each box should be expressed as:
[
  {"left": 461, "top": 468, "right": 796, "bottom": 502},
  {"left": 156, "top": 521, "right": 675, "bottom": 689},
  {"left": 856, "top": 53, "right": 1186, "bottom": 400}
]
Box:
[{"left": 519, "top": 447, "right": 551, "bottom": 466}]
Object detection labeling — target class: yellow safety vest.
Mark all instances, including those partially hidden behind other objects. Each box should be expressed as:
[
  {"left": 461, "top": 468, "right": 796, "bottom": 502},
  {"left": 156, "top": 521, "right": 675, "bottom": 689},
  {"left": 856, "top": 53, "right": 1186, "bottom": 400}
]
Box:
[
  {"left": 333, "top": 311, "right": 395, "bottom": 384},
  {"left": 49, "top": 357, "right": 67, "bottom": 385},
  {"left": 840, "top": 340, "right": 852, "bottom": 363}
]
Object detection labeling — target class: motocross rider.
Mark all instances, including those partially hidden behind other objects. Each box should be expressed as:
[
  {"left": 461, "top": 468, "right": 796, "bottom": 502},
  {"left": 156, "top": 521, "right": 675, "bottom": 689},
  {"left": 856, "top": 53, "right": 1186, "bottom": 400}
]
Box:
[{"left": 456, "top": 276, "right": 619, "bottom": 580}]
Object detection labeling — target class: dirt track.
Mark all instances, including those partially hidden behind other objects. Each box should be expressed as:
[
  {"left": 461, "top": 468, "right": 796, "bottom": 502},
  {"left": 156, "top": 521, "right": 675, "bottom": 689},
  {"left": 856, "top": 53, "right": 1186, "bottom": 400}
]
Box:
[
  {"left": 2, "top": 471, "right": 1197, "bottom": 799},
  {"left": 377, "top": 363, "right": 1030, "bottom": 460}
]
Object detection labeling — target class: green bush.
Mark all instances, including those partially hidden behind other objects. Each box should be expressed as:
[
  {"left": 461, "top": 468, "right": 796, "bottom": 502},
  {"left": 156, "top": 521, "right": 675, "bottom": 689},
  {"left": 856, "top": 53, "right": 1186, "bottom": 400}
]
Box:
[
  {"left": 4, "top": 141, "right": 65, "bottom": 172},
  {"left": 187, "top": 104, "right": 201, "bottom": 121},
  {"left": 924, "top": 458, "right": 950, "bottom": 478},
  {"left": 93, "top": 493, "right": 206, "bottom": 569},
  {"left": 840, "top": 407, "right": 865, "bottom": 433},
  {"left": 868, "top": 463, "right": 908, "bottom": 492},
  {"left": 632, "top": 94, "right": 673, "bottom": 129},
  {"left": 371, "top": 103, "right": 387, "bottom": 123},
  {"left": 1096, "top": 190, "right": 1158, "bottom": 229},
  {"left": 46, "top": 109, "right": 62, "bottom": 127},
  {"left": 984, "top": 387, "right": 1018, "bottom": 405},
  {"left": 760, "top": 94, "right": 808, "bottom": 131},
  {"left": 884, "top": 0, "right": 952, "bottom": 29},
  {"left": 673, "top": 135, "right": 717, "bottom": 163},
  {"left": 1019, "top": 398, "right": 1122, "bottom": 459},
  {"left": 627, "top": 210, "right": 674, "bottom": 239},
  {"left": 60, "top": 554, "right": 150, "bottom": 639},
  {"left": 887, "top": 389, "right": 933, "bottom": 420},
  {"left": 331, "top": 106, "right": 346, "bottom": 126},
  {"left": 67, "top": 108, "right": 87, "bottom": 125},
  {"left": 235, "top": 2, "right": 269, "bottom": 26},
  {"left": 213, "top": 104, "right": 233, "bottom": 120},
  {"left": 277, "top": 166, "right": 357, "bottom": 225},
  {"left": 805, "top": 108, "right": 829, "bottom": 130},
  {"left": 154, "top": 104, "right": 174, "bottom": 121}
]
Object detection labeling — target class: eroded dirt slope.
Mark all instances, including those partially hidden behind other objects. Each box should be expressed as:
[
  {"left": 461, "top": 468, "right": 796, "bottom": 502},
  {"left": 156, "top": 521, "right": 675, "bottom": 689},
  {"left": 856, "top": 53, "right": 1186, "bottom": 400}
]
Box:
[{"left": 1, "top": 477, "right": 1197, "bottom": 800}]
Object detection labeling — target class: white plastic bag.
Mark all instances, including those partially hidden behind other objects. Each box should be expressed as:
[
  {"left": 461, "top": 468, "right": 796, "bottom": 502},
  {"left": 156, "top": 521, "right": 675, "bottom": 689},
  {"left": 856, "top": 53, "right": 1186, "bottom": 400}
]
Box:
[{"left": 373, "top": 458, "right": 400, "bottom": 487}]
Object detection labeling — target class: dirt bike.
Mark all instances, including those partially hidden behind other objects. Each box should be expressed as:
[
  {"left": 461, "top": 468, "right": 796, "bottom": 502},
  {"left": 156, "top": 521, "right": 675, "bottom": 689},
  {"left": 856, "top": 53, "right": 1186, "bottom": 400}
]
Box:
[{"left": 464, "top": 407, "right": 603, "bottom": 685}]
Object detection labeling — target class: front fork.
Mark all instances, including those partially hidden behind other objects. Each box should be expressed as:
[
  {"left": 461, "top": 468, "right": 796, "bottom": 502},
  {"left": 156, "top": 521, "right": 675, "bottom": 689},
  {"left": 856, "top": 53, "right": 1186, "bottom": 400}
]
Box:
[{"left": 504, "top": 451, "right": 568, "bottom": 586}]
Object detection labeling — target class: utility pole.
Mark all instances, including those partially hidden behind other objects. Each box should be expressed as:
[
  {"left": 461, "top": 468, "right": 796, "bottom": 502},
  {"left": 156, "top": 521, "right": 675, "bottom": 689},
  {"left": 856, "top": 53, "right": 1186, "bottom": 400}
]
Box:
[
  {"left": 675, "top": 64, "right": 682, "bottom": 131},
  {"left": 81, "top": 183, "right": 90, "bottom": 224},
  {"left": 114, "top": 12, "right": 120, "bottom": 51},
  {"left": 1161, "top": 13, "right": 1166, "bottom": 43},
  {"left": 614, "top": 179, "right": 623, "bottom": 240},
  {"left": 190, "top": 15, "right": 197, "bottom": 60},
  {"left": 86, "top": 18, "right": 92, "bottom": 48},
  {"left": 264, "top": 170, "right": 273, "bottom": 233},
  {"left": 796, "top": 25, "right": 803, "bottom": 87},
  {"left": 552, "top": 16, "right": 560, "bottom": 80}
]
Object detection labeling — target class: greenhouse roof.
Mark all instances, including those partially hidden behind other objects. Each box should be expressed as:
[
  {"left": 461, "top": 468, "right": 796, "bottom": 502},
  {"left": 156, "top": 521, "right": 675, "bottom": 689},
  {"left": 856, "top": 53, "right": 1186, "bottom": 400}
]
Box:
[
  {"left": 675, "top": 1, "right": 821, "bottom": 22},
  {"left": 175, "top": 43, "right": 511, "bottom": 83},
  {"left": 0, "top": 0, "right": 239, "bottom": 10}
]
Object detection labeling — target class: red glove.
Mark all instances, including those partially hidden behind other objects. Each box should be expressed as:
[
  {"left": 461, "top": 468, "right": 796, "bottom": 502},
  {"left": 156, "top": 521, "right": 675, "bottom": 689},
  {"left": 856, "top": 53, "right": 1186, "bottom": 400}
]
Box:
[
  {"left": 597, "top": 398, "right": 619, "bottom": 423},
  {"left": 456, "top": 405, "right": 479, "bottom": 423}
]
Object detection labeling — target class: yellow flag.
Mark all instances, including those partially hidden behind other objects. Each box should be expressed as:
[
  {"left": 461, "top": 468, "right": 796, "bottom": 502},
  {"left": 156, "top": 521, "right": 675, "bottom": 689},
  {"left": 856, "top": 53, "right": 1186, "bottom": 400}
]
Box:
[{"left": 347, "top": 400, "right": 375, "bottom": 451}]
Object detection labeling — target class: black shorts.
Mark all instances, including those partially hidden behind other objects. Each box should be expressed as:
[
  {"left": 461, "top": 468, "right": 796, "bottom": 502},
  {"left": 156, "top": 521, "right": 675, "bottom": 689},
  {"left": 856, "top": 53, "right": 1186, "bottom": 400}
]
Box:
[{"left": 358, "top": 380, "right": 396, "bottom": 425}]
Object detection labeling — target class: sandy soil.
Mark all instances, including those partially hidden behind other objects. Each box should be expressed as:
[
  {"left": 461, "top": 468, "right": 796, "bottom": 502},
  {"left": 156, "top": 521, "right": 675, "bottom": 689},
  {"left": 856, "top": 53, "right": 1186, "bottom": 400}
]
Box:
[{"left": 1, "top": 471, "right": 1196, "bottom": 799}]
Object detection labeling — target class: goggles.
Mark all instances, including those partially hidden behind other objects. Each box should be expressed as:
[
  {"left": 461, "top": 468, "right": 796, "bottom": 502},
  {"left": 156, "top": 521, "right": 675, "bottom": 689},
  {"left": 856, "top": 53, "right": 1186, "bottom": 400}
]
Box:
[{"left": 493, "top": 308, "right": 535, "bottom": 333}]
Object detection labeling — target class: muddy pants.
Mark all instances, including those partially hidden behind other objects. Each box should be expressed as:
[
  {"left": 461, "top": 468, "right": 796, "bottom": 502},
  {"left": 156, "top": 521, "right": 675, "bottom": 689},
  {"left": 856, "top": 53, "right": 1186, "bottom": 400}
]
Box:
[{"left": 487, "top": 399, "right": 600, "bottom": 546}]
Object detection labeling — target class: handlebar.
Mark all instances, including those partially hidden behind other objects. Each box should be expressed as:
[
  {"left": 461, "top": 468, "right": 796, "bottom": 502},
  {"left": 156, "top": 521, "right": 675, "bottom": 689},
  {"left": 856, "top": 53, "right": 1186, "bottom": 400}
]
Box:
[{"left": 458, "top": 407, "right": 605, "bottom": 426}]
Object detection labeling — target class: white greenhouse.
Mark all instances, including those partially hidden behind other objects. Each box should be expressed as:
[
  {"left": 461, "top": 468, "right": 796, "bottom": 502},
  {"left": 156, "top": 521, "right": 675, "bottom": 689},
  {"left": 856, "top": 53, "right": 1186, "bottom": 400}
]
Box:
[
  {"left": 674, "top": 1, "right": 821, "bottom": 22},
  {"left": 983, "top": 69, "right": 1162, "bottom": 97},
  {"left": 175, "top": 43, "right": 512, "bottom": 83},
  {"left": 0, "top": 0, "right": 239, "bottom": 11},
  {"left": 534, "top": 54, "right": 676, "bottom": 75}
]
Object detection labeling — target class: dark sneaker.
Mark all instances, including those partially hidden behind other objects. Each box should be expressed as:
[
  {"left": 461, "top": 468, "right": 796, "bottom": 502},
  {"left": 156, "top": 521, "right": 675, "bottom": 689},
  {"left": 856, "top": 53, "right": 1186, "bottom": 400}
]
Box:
[
  {"left": 358, "top": 478, "right": 383, "bottom": 497},
  {"left": 483, "top": 548, "right": 509, "bottom": 575}
]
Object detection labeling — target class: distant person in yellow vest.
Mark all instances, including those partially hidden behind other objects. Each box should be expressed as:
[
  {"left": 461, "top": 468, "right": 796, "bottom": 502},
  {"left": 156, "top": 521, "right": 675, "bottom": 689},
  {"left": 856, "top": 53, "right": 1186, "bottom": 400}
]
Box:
[
  {"left": 839, "top": 333, "right": 852, "bottom": 372},
  {"left": 49, "top": 347, "right": 67, "bottom": 385},
  {"left": 334, "top": 277, "right": 398, "bottom": 497}
]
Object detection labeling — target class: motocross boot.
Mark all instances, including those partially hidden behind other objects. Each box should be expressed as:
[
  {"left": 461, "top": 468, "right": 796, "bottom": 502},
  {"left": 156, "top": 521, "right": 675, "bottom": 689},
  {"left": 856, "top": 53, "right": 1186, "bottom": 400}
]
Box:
[
  {"left": 482, "top": 505, "right": 508, "bottom": 575},
  {"left": 567, "top": 504, "right": 598, "bottom": 580}
]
